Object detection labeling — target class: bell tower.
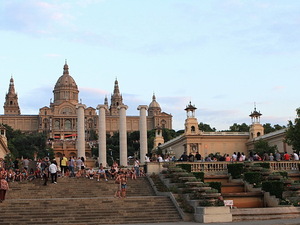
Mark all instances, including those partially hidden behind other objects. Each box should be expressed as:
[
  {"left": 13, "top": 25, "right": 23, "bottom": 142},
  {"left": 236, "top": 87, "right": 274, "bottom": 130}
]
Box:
[
  {"left": 153, "top": 125, "right": 164, "bottom": 149},
  {"left": 184, "top": 101, "right": 200, "bottom": 135},
  {"left": 110, "top": 79, "right": 123, "bottom": 115},
  {"left": 4, "top": 76, "right": 21, "bottom": 115},
  {"left": 249, "top": 104, "right": 264, "bottom": 139}
]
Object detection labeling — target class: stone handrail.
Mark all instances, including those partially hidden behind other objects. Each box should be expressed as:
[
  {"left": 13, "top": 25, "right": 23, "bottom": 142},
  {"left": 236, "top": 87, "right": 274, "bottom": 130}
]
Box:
[
  {"left": 175, "top": 161, "right": 300, "bottom": 173},
  {"left": 176, "top": 161, "right": 229, "bottom": 173},
  {"left": 146, "top": 161, "right": 300, "bottom": 174},
  {"left": 269, "top": 161, "right": 299, "bottom": 171}
]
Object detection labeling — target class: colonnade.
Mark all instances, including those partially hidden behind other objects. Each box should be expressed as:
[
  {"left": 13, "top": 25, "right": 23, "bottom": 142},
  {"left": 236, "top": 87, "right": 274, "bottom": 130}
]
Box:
[{"left": 76, "top": 104, "right": 148, "bottom": 167}]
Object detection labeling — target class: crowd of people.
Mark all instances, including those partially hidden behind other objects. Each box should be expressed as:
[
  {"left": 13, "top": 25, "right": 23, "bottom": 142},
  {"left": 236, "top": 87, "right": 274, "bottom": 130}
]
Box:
[
  {"left": 0, "top": 156, "right": 147, "bottom": 202},
  {"left": 145, "top": 150, "right": 300, "bottom": 163}
]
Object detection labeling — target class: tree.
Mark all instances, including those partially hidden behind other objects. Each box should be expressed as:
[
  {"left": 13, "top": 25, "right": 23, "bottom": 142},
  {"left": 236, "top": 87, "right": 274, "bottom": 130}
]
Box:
[
  {"left": 229, "top": 123, "right": 249, "bottom": 132},
  {"left": 253, "top": 139, "right": 277, "bottom": 156},
  {"left": 2, "top": 124, "right": 53, "bottom": 159},
  {"left": 263, "top": 123, "right": 286, "bottom": 134},
  {"left": 285, "top": 108, "right": 300, "bottom": 151},
  {"left": 263, "top": 123, "right": 274, "bottom": 134},
  {"left": 198, "top": 122, "right": 216, "bottom": 132}
]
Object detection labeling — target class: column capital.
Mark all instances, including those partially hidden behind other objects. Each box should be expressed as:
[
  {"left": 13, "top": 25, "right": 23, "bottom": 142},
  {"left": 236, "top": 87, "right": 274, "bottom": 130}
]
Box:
[
  {"left": 118, "top": 104, "right": 128, "bottom": 110},
  {"left": 76, "top": 103, "right": 86, "bottom": 109},
  {"left": 96, "top": 104, "right": 108, "bottom": 111},
  {"left": 137, "top": 105, "right": 148, "bottom": 111}
]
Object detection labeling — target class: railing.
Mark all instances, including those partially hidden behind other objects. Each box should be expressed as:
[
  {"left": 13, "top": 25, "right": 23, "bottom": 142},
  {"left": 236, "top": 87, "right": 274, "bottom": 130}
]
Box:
[
  {"left": 174, "top": 161, "right": 300, "bottom": 173},
  {"left": 269, "top": 161, "right": 299, "bottom": 171},
  {"left": 176, "top": 161, "right": 229, "bottom": 173}
]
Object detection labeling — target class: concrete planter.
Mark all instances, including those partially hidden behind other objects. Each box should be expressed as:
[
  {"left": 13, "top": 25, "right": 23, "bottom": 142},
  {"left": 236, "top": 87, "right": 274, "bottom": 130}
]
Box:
[{"left": 194, "top": 206, "right": 232, "bottom": 223}]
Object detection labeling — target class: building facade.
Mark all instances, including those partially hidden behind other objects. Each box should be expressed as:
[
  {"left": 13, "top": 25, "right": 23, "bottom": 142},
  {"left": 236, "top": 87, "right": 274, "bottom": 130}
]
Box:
[
  {"left": 0, "top": 62, "right": 172, "bottom": 158},
  {"left": 158, "top": 102, "right": 292, "bottom": 159}
]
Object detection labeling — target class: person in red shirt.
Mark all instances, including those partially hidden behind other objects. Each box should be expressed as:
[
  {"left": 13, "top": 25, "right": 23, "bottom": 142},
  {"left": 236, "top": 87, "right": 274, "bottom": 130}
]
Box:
[{"left": 283, "top": 152, "right": 290, "bottom": 161}]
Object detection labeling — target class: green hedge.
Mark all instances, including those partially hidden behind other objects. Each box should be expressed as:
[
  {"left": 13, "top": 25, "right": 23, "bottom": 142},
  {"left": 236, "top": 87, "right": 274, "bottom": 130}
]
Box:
[
  {"left": 176, "top": 164, "right": 191, "bottom": 172},
  {"left": 278, "top": 171, "right": 288, "bottom": 178},
  {"left": 208, "top": 182, "right": 222, "bottom": 193},
  {"left": 262, "top": 181, "right": 284, "bottom": 199},
  {"left": 254, "top": 162, "right": 270, "bottom": 169},
  {"left": 227, "top": 163, "right": 244, "bottom": 179},
  {"left": 244, "top": 172, "right": 263, "bottom": 185},
  {"left": 192, "top": 172, "right": 204, "bottom": 182}
]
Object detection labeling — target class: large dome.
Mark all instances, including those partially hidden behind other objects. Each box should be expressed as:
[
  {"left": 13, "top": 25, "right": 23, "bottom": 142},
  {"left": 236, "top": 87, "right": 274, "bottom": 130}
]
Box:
[
  {"left": 54, "top": 63, "right": 78, "bottom": 89},
  {"left": 53, "top": 62, "right": 79, "bottom": 104}
]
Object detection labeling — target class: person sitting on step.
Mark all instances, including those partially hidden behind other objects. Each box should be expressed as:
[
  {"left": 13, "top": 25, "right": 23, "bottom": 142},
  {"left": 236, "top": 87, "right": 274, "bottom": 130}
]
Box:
[
  {"left": 97, "top": 164, "right": 108, "bottom": 181},
  {"left": 86, "top": 167, "right": 95, "bottom": 179},
  {"left": 108, "top": 166, "right": 117, "bottom": 179}
]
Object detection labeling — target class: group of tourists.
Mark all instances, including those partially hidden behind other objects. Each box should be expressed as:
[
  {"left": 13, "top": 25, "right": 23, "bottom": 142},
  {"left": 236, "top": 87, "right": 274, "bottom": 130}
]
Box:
[
  {"left": 0, "top": 156, "right": 147, "bottom": 202},
  {"left": 145, "top": 150, "right": 300, "bottom": 163}
]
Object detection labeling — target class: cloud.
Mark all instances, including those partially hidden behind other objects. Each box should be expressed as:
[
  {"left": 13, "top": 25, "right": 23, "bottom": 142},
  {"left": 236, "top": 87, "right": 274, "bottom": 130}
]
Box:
[
  {"left": 0, "top": 0, "right": 73, "bottom": 35},
  {"left": 272, "top": 86, "right": 285, "bottom": 91},
  {"left": 80, "top": 87, "right": 108, "bottom": 95}
]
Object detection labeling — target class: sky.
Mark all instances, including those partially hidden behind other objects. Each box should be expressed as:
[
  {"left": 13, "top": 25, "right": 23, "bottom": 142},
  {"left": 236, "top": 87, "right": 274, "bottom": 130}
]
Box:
[{"left": 0, "top": 0, "right": 299, "bottom": 131}]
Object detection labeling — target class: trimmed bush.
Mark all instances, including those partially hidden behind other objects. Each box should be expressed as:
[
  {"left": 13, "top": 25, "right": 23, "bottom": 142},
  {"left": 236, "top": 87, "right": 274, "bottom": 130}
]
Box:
[
  {"left": 278, "top": 171, "right": 288, "bottom": 178},
  {"left": 176, "top": 164, "right": 191, "bottom": 172},
  {"left": 244, "top": 172, "right": 263, "bottom": 185},
  {"left": 192, "top": 172, "right": 204, "bottom": 182},
  {"left": 227, "top": 163, "right": 244, "bottom": 179},
  {"left": 208, "top": 182, "right": 222, "bottom": 193},
  {"left": 254, "top": 162, "right": 270, "bottom": 169},
  {"left": 262, "top": 181, "right": 284, "bottom": 199}
]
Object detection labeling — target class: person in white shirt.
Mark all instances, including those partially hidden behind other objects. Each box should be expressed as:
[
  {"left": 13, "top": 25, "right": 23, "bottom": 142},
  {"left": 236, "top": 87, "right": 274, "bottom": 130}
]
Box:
[
  {"left": 231, "top": 152, "right": 237, "bottom": 162},
  {"left": 293, "top": 152, "right": 299, "bottom": 161},
  {"left": 145, "top": 154, "right": 150, "bottom": 163},
  {"left": 87, "top": 168, "right": 95, "bottom": 179},
  {"left": 157, "top": 155, "right": 164, "bottom": 162},
  {"left": 49, "top": 161, "right": 58, "bottom": 184}
]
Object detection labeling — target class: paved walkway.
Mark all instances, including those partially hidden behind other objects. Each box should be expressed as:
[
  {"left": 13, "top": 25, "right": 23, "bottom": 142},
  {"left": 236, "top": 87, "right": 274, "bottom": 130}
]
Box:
[{"left": 120, "top": 218, "right": 300, "bottom": 225}]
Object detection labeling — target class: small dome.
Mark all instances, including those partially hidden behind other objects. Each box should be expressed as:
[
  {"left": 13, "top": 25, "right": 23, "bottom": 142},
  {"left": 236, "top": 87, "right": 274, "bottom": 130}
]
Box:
[{"left": 149, "top": 94, "right": 161, "bottom": 108}]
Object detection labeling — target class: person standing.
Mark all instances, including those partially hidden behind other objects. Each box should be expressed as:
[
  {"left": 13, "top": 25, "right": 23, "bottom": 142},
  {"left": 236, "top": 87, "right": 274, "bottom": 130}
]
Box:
[
  {"left": 120, "top": 172, "right": 127, "bottom": 198},
  {"left": 60, "top": 154, "right": 68, "bottom": 177},
  {"left": 22, "top": 157, "right": 30, "bottom": 170},
  {"left": 134, "top": 158, "right": 140, "bottom": 177},
  {"left": 283, "top": 152, "right": 290, "bottom": 161},
  {"left": 0, "top": 174, "right": 9, "bottom": 203},
  {"left": 69, "top": 156, "right": 75, "bottom": 177},
  {"left": 49, "top": 161, "right": 58, "bottom": 184},
  {"left": 180, "top": 152, "right": 188, "bottom": 161},
  {"left": 293, "top": 152, "right": 299, "bottom": 161},
  {"left": 195, "top": 152, "right": 202, "bottom": 162}
]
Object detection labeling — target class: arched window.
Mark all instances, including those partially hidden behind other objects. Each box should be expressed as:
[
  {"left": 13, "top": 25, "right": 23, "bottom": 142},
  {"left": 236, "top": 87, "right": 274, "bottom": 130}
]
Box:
[
  {"left": 43, "top": 118, "right": 48, "bottom": 129},
  {"left": 65, "top": 119, "right": 71, "bottom": 130},
  {"left": 191, "top": 126, "right": 196, "bottom": 132},
  {"left": 161, "top": 120, "right": 166, "bottom": 129},
  {"left": 88, "top": 119, "right": 93, "bottom": 129},
  {"left": 55, "top": 120, "right": 60, "bottom": 129}
]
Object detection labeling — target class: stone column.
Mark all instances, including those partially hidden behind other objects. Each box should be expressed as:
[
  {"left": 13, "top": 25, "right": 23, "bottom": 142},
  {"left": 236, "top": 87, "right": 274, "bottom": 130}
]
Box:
[
  {"left": 138, "top": 105, "right": 148, "bottom": 164},
  {"left": 97, "top": 104, "right": 108, "bottom": 167},
  {"left": 76, "top": 103, "right": 86, "bottom": 158},
  {"left": 118, "top": 105, "right": 128, "bottom": 167}
]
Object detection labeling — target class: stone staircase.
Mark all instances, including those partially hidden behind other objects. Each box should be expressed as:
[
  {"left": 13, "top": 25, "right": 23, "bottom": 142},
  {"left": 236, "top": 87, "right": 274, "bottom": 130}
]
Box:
[
  {"left": 204, "top": 175, "right": 264, "bottom": 208},
  {"left": 1, "top": 177, "right": 182, "bottom": 224}
]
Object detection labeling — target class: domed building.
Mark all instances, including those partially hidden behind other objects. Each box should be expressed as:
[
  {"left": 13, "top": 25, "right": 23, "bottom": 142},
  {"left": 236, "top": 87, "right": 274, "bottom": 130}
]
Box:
[{"left": 0, "top": 62, "right": 172, "bottom": 158}]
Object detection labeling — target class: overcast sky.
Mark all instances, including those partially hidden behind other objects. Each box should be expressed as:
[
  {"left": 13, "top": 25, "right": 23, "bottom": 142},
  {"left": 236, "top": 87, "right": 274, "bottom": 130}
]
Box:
[{"left": 0, "top": 0, "right": 299, "bottom": 131}]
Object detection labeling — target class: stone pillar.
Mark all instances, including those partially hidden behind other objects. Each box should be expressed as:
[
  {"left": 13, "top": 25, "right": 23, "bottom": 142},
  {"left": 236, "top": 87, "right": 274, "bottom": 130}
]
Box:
[
  {"left": 138, "top": 105, "right": 148, "bottom": 164},
  {"left": 97, "top": 104, "right": 108, "bottom": 167},
  {"left": 76, "top": 103, "right": 86, "bottom": 158},
  {"left": 118, "top": 105, "right": 128, "bottom": 167}
]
